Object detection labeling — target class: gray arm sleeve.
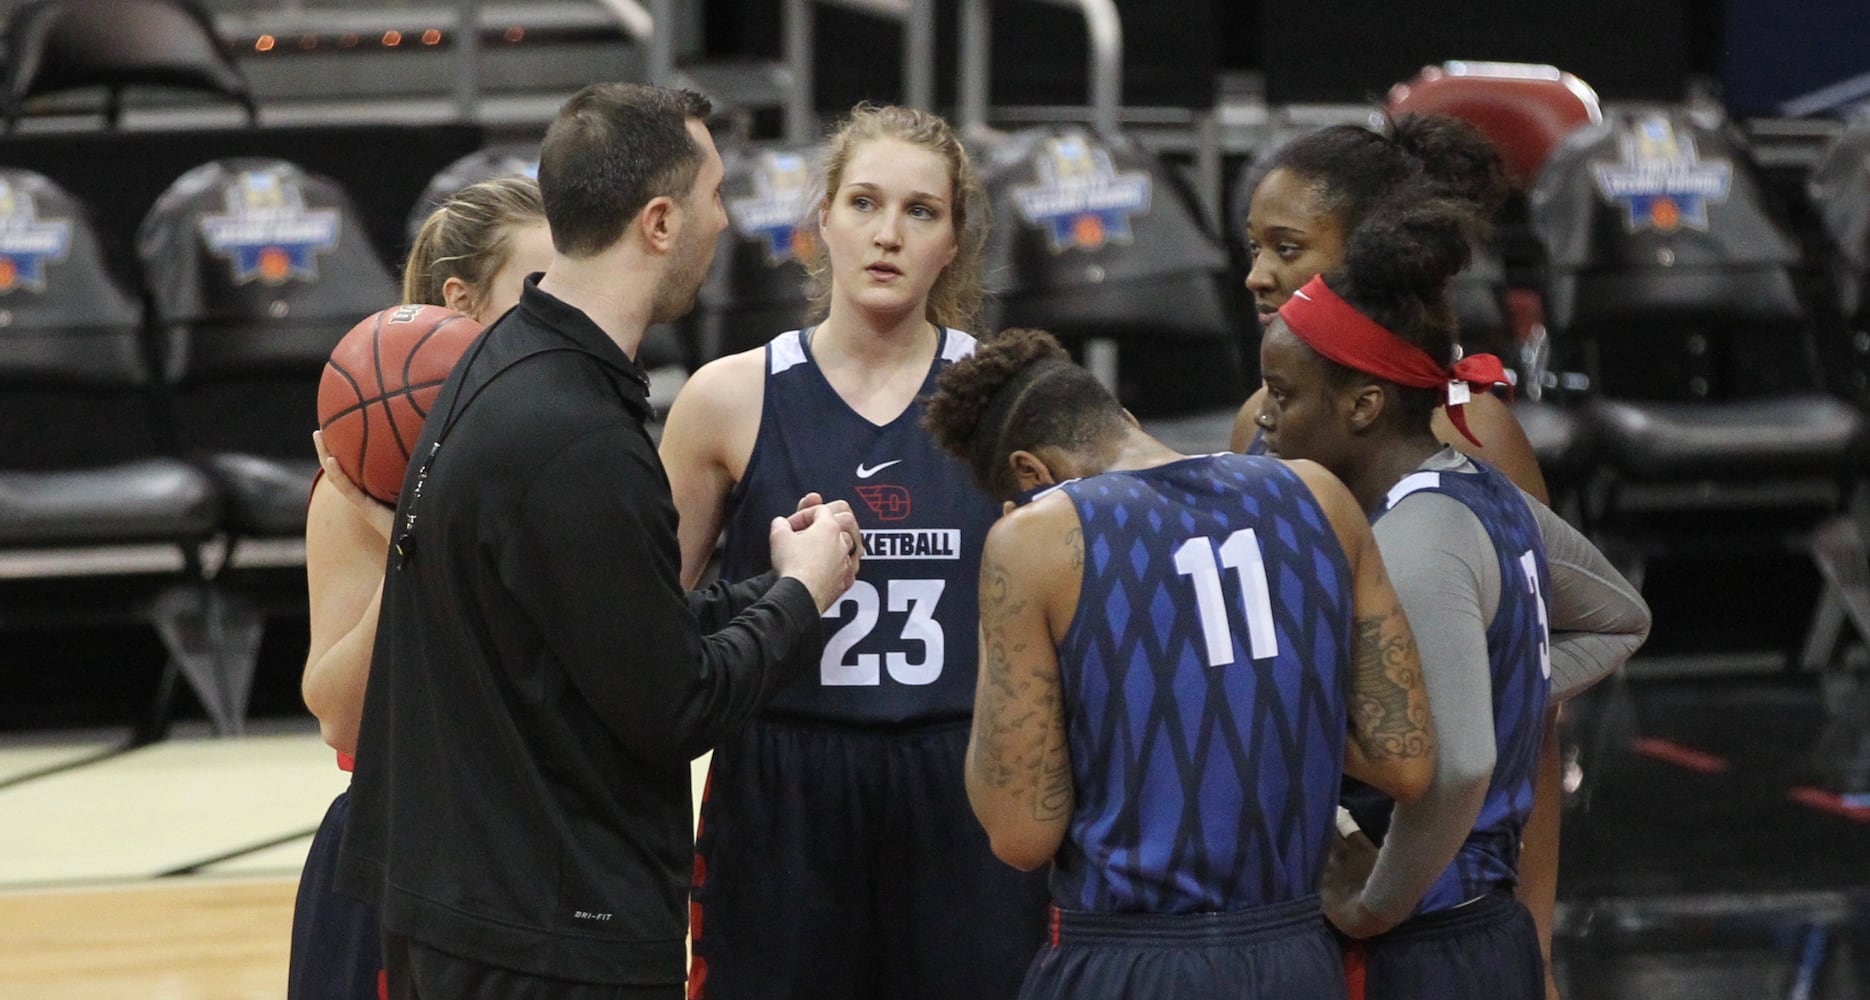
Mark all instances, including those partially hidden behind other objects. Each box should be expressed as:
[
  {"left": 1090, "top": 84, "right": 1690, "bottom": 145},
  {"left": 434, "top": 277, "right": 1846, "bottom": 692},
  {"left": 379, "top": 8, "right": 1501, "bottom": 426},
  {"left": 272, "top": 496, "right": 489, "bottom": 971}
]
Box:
[
  {"left": 1360, "top": 494, "right": 1502, "bottom": 923},
  {"left": 1527, "top": 497, "right": 1652, "bottom": 701}
]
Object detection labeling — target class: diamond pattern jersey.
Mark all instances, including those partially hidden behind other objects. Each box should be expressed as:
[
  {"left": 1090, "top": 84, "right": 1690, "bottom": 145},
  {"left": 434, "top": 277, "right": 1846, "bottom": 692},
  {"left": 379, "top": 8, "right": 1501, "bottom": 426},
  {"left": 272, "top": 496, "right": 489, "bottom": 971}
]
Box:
[{"left": 1050, "top": 453, "right": 1355, "bottom": 914}]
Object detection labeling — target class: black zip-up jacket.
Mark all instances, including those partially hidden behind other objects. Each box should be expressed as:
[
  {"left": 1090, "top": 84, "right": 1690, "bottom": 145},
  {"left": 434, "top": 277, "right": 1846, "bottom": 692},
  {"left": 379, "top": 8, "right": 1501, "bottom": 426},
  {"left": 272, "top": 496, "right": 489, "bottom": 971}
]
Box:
[{"left": 336, "top": 279, "right": 821, "bottom": 986}]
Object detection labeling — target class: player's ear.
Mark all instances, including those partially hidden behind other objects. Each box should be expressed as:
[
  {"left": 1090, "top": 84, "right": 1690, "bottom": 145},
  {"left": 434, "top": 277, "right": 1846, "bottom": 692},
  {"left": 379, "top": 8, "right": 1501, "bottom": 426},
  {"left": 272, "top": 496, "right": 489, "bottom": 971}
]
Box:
[
  {"left": 1346, "top": 382, "right": 1386, "bottom": 432},
  {"left": 440, "top": 276, "right": 475, "bottom": 317},
  {"left": 1007, "top": 449, "right": 1055, "bottom": 493}
]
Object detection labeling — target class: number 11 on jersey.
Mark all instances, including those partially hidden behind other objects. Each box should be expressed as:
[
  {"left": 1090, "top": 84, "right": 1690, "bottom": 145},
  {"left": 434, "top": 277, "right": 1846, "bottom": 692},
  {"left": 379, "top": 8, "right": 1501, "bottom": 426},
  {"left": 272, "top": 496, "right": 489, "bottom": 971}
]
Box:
[{"left": 1173, "top": 529, "right": 1279, "bottom": 667}]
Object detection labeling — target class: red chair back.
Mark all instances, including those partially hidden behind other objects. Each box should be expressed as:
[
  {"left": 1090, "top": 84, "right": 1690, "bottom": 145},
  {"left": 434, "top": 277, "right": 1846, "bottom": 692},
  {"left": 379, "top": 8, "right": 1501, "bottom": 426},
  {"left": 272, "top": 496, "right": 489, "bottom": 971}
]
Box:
[{"left": 1387, "top": 61, "right": 1602, "bottom": 189}]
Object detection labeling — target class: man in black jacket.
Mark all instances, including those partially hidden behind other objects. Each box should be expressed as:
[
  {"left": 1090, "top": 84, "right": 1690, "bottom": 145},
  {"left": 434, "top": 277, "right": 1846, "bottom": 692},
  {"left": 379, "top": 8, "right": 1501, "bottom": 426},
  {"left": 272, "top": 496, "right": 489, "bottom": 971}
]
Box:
[{"left": 336, "top": 82, "right": 860, "bottom": 999}]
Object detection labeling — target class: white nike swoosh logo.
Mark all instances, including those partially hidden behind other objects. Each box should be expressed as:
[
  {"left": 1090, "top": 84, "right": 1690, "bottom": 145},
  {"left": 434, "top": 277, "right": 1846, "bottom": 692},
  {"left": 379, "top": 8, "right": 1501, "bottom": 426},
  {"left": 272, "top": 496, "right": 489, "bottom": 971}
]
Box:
[{"left": 855, "top": 459, "right": 903, "bottom": 479}]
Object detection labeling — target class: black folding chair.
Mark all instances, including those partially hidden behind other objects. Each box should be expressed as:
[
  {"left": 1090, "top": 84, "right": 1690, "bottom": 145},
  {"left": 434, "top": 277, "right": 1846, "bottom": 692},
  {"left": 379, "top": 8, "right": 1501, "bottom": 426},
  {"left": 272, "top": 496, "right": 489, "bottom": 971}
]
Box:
[
  {"left": 135, "top": 156, "right": 396, "bottom": 732},
  {"left": 0, "top": 167, "right": 224, "bottom": 741},
  {"left": 3, "top": 0, "right": 256, "bottom": 129},
  {"left": 1532, "top": 108, "right": 1870, "bottom": 676}
]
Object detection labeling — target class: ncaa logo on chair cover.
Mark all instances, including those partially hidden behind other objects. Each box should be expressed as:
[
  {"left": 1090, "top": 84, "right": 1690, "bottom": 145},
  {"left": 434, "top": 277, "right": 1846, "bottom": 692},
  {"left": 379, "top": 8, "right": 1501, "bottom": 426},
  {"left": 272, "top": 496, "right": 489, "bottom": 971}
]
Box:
[
  {"left": 1012, "top": 135, "right": 1152, "bottom": 253},
  {"left": 199, "top": 169, "right": 341, "bottom": 285},
  {"left": 1591, "top": 115, "right": 1731, "bottom": 233},
  {"left": 0, "top": 180, "right": 71, "bottom": 294},
  {"left": 729, "top": 151, "right": 817, "bottom": 266}
]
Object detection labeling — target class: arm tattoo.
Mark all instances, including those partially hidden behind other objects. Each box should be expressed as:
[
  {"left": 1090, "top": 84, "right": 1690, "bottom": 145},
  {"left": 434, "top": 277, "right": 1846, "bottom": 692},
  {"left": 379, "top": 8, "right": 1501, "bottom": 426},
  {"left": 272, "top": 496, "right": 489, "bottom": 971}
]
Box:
[
  {"left": 1348, "top": 605, "right": 1433, "bottom": 760},
  {"left": 972, "top": 557, "right": 1024, "bottom": 791},
  {"left": 972, "top": 535, "right": 1075, "bottom": 822}
]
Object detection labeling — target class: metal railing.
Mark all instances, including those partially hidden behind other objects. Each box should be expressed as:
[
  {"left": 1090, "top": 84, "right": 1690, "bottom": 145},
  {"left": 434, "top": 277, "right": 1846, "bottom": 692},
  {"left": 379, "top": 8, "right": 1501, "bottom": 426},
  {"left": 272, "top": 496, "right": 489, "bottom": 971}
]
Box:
[
  {"left": 213, "top": 1, "right": 653, "bottom": 121},
  {"left": 647, "top": 0, "right": 931, "bottom": 142},
  {"left": 959, "top": 0, "right": 1129, "bottom": 390},
  {"left": 959, "top": 0, "right": 1123, "bottom": 138},
  {"left": 785, "top": 0, "right": 934, "bottom": 142}
]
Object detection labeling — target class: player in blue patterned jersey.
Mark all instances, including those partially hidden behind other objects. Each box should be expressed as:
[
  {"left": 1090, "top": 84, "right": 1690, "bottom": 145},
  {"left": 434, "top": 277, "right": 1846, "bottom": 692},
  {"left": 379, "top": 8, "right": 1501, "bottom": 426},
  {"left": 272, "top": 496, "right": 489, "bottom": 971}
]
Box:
[
  {"left": 922, "top": 327, "right": 1440, "bottom": 1000},
  {"left": 1231, "top": 116, "right": 1570, "bottom": 998},
  {"left": 660, "top": 104, "right": 1048, "bottom": 999},
  {"left": 1255, "top": 192, "right": 1649, "bottom": 999}
]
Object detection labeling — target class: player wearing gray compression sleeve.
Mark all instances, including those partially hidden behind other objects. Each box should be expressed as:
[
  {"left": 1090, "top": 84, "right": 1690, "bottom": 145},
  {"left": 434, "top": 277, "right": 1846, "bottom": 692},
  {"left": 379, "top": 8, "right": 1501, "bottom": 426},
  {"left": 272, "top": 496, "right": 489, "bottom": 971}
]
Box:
[
  {"left": 1359, "top": 481, "right": 1505, "bottom": 922},
  {"left": 1338, "top": 449, "right": 1650, "bottom": 927},
  {"left": 1523, "top": 497, "right": 1650, "bottom": 700}
]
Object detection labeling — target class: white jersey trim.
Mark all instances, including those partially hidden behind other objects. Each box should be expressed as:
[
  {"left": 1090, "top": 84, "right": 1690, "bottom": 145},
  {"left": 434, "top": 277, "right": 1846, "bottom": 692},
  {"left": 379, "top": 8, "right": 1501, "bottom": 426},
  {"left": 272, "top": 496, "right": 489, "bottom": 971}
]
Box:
[
  {"left": 1030, "top": 477, "right": 1081, "bottom": 503},
  {"left": 769, "top": 329, "right": 808, "bottom": 374},
  {"left": 941, "top": 328, "right": 979, "bottom": 363},
  {"left": 774, "top": 327, "right": 973, "bottom": 373},
  {"left": 1386, "top": 471, "right": 1444, "bottom": 509}
]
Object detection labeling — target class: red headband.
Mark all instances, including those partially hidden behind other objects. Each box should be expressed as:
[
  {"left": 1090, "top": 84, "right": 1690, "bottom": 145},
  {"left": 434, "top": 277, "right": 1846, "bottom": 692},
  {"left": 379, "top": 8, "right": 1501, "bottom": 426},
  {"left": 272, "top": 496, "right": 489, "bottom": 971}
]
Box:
[{"left": 1276, "top": 275, "right": 1509, "bottom": 449}]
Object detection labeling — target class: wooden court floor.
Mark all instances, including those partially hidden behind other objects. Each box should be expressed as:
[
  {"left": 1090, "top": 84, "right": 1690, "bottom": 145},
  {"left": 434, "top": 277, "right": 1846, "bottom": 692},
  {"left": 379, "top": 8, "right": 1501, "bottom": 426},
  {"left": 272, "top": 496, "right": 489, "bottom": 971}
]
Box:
[
  {"left": 0, "top": 876, "right": 300, "bottom": 999},
  {"left": 0, "top": 723, "right": 713, "bottom": 999}
]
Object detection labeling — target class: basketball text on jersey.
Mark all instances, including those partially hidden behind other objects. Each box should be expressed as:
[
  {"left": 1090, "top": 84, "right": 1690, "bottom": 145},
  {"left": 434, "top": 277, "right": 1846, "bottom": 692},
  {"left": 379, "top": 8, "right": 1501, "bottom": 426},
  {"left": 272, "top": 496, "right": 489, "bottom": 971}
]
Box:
[{"left": 861, "top": 529, "right": 960, "bottom": 560}]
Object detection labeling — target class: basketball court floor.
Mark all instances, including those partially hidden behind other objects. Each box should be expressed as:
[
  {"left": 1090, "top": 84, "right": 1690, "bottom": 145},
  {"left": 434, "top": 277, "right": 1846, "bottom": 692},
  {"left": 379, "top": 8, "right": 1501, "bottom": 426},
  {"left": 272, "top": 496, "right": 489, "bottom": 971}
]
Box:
[
  {"left": 0, "top": 721, "right": 717, "bottom": 998},
  {"left": 2, "top": 411, "right": 1868, "bottom": 999}
]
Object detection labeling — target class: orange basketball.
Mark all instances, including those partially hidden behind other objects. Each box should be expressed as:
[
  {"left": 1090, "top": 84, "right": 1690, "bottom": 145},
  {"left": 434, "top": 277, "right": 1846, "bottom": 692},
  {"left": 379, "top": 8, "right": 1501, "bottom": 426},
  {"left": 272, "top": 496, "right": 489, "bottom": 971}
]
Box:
[{"left": 317, "top": 303, "right": 484, "bottom": 503}]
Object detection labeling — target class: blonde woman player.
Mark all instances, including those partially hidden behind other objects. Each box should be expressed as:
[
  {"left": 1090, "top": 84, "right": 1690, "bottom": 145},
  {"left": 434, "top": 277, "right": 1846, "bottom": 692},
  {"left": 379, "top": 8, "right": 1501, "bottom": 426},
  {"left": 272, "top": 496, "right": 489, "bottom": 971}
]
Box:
[
  {"left": 660, "top": 104, "right": 1049, "bottom": 1000},
  {"left": 291, "top": 175, "right": 552, "bottom": 1000}
]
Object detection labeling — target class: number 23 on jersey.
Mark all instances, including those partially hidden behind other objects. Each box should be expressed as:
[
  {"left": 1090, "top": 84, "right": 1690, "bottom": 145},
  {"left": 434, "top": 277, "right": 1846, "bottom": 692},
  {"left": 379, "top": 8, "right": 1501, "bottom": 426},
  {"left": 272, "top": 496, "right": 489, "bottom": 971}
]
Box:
[{"left": 821, "top": 579, "right": 946, "bottom": 686}]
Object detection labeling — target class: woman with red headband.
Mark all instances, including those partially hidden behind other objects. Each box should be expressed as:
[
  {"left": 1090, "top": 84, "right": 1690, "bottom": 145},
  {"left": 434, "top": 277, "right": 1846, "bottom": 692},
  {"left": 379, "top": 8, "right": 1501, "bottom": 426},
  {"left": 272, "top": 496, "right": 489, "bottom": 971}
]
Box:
[
  {"left": 1256, "top": 193, "right": 1649, "bottom": 1000},
  {"left": 1233, "top": 113, "right": 1568, "bottom": 997},
  {"left": 1230, "top": 115, "right": 1545, "bottom": 493}
]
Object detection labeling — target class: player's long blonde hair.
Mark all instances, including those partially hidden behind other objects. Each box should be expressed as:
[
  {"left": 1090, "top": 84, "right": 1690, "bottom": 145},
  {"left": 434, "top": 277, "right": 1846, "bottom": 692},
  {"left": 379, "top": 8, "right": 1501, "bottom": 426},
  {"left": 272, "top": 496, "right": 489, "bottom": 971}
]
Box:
[
  {"left": 804, "top": 104, "right": 989, "bottom": 331},
  {"left": 402, "top": 175, "right": 545, "bottom": 314}
]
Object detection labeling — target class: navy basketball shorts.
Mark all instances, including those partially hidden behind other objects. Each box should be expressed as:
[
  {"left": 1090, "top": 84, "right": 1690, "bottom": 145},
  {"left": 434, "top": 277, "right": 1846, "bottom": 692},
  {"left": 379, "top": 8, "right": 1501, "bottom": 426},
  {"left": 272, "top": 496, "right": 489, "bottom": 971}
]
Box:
[
  {"left": 1349, "top": 891, "right": 1544, "bottom": 1000},
  {"left": 1019, "top": 896, "right": 1348, "bottom": 1000},
  {"left": 290, "top": 788, "right": 385, "bottom": 1000},
  {"left": 688, "top": 718, "right": 1050, "bottom": 1000},
  {"left": 382, "top": 933, "right": 681, "bottom": 1000}
]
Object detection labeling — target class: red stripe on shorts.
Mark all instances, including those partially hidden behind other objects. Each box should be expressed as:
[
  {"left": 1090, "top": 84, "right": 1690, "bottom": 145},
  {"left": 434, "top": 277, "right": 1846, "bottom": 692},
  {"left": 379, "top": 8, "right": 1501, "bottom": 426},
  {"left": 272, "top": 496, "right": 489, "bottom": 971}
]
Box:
[{"left": 1343, "top": 939, "right": 1369, "bottom": 1000}]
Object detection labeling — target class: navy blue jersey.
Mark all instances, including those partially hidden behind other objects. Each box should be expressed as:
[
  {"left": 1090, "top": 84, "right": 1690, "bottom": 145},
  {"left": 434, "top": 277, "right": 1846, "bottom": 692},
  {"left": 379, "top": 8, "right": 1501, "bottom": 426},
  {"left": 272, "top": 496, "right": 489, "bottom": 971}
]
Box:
[
  {"left": 718, "top": 327, "right": 1000, "bottom": 726},
  {"left": 1361, "top": 460, "right": 1553, "bottom": 914},
  {"left": 1049, "top": 453, "right": 1355, "bottom": 914}
]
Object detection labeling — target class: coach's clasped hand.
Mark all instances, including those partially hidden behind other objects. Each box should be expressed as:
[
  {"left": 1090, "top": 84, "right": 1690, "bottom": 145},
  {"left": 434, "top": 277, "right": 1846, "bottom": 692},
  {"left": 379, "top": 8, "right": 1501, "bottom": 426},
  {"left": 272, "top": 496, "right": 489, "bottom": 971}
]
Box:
[{"left": 772, "top": 492, "right": 864, "bottom": 612}]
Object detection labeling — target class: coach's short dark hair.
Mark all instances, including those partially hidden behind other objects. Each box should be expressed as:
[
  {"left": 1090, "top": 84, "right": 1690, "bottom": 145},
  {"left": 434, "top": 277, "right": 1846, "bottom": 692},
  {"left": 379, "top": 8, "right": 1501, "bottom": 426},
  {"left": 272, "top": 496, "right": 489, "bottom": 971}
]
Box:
[{"left": 537, "top": 83, "right": 713, "bottom": 258}]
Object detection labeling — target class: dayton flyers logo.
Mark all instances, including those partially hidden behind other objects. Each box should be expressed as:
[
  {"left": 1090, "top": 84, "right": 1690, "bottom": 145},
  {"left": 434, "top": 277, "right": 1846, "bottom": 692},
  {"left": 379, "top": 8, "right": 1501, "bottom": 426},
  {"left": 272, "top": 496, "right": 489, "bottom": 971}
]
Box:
[
  {"left": 1011, "top": 134, "right": 1152, "bottom": 253},
  {"left": 198, "top": 169, "right": 341, "bottom": 285},
  {"left": 729, "top": 151, "right": 817, "bottom": 266},
  {"left": 0, "top": 180, "right": 72, "bottom": 293},
  {"left": 856, "top": 484, "right": 912, "bottom": 522},
  {"left": 1591, "top": 115, "right": 1732, "bottom": 233}
]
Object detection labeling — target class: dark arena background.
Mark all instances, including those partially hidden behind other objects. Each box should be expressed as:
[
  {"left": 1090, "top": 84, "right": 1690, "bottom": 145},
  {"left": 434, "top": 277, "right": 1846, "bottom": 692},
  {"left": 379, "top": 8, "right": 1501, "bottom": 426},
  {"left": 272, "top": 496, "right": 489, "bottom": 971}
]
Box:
[{"left": 1, "top": 0, "right": 1868, "bottom": 995}]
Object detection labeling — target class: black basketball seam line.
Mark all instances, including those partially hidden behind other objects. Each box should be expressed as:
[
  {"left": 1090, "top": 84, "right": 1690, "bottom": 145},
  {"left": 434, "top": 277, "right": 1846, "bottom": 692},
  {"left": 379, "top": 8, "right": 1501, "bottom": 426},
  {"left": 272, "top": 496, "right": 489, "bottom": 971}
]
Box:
[
  {"left": 403, "top": 313, "right": 469, "bottom": 421},
  {"left": 371, "top": 308, "right": 408, "bottom": 463},
  {"left": 318, "top": 376, "right": 456, "bottom": 424},
  {"left": 321, "top": 359, "right": 369, "bottom": 425},
  {"left": 357, "top": 304, "right": 387, "bottom": 465},
  {"left": 322, "top": 352, "right": 372, "bottom": 485}
]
